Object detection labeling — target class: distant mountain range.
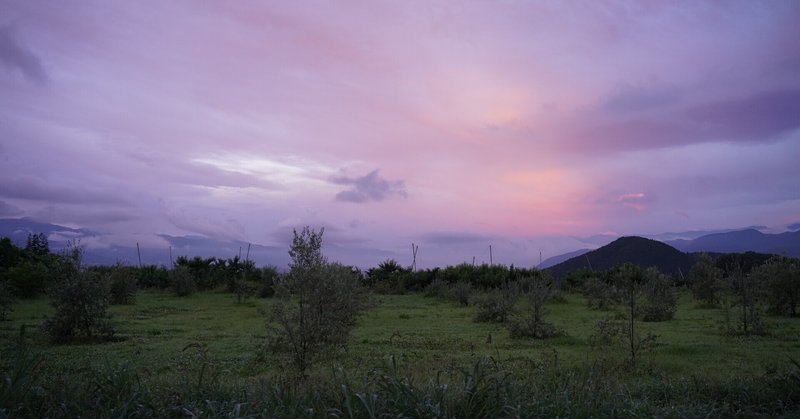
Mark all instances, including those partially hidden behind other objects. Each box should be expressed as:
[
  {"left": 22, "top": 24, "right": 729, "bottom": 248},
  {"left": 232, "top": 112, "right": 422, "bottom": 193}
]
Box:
[
  {"left": 665, "top": 229, "right": 800, "bottom": 256},
  {"left": 538, "top": 248, "right": 591, "bottom": 269},
  {"left": 547, "top": 236, "right": 695, "bottom": 278}
]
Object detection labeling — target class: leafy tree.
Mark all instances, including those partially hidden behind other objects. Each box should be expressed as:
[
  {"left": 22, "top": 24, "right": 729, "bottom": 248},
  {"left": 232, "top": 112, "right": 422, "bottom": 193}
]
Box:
[
  {"left": 24, "top": 233, "right": 49, "bottom": 257},
  {"left": 170, "top": 266, "right": 196, "bottom": 297},
  {"left": 582, "top": 276, "right": 618, "bottom": 309},
  {"left": 474, "top": 280, "right": 518, "bottom": 323},
  {"left": 719, "top": 265, "right": 767, "bottom": 336},
  {"left": 638, "top": 267, "right": 678, "bottom": 322},
  {"left": 508, "top": 273, "right": 558, "bottom": 339},
  {"left": 0, "top": 280, "right": 14, "bottom": 321},
  {"left": 265, "top": 227, "right": 366, "bottom": 375},
  {"left": 752, "top": 256, "right": 800, "bottom": 317},
  {"left": 688, "top": 253, "right": 723, "bottom": 306},
  {"left": 611, "top": 263, "right": 658, "bottom": 369},
  {"left": 107, "top": 263, "right": 137, "bottom": 305},
  {"left": 42, "top": 243, "right": 114, "bottom": 343}
]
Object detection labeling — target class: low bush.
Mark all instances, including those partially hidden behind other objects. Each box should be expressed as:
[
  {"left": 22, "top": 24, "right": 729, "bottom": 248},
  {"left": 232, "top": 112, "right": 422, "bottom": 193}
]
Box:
[
  {"left": 108, "top": 264, "right": 137, "bottom": 305},
  {"left": 42, "top": 270, "right": 115, "bottom": 343},
  {"left": 170, "top": 266, "right": 196, "bottom": 297}
]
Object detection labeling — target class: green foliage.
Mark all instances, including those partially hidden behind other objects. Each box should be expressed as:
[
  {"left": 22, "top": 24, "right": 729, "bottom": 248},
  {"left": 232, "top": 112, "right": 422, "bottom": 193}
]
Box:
[
  {"left": 474, "top": 280, "right": 518, "bottom": 323},
  {"left": 133, "top": 264, "right": 170, "bottom": 289},
  {"left": 719, "top": 265, "right": 767, "bottom": 336},
  {"left": 508, "top": 273, "right": 558, "bottom": 339},
  {"left": 258, "top": 265, "right": 279, "bottom": 298},
  {"left": 752, "top": 256, "right": 800, "bottom": 317},
  {"left": 107, "top": 263, "right": 137, "bottom": 305},
  {"left": 5, "top": 259, "right": 49, "bottom": 298},
  {"left": 446, "top": 281, "right": 473, "bottom": 306},
  {"left": 0, "top": 280, "right": 14, "bottom": 320},
  {"left": 42, "top": 255, "right": 115, "bottom": 343},
  {"left": 170, "top": 266, "right": 196, "bottom": 297},
  {"left": 266, "top": 227, "right": 367, "bottom": 375},
  {"left": 638, "top": 267, "right": 678, "bottom": 322},
  {"left": 688, "top": 253, "right": 723, "bottom": 306},
  {"left": 24, "top": 233, "right": 49, "bottom": 257},
  {"left": 582, "top": 276, "right": 619, "bottom": 309}
]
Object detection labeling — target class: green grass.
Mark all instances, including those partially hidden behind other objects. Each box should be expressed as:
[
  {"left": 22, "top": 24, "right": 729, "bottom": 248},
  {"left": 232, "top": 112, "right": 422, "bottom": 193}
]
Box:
[
  {"left": 2, "top": 289, "right": 798, "bottom": 381},
  {"left": 1, "top": 289, "right": 799, "bottom": 416}
]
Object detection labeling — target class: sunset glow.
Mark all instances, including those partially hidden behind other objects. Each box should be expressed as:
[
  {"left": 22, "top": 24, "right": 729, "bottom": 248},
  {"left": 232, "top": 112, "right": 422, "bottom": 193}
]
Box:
[{"left": 1, "top": 1, "right": 798, "bottom": 268}]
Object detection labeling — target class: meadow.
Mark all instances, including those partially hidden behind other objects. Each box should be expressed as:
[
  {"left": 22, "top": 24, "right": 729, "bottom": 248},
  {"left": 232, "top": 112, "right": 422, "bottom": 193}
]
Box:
[{"left": 2, "top": 288, "right": 799, "bottom": 417}]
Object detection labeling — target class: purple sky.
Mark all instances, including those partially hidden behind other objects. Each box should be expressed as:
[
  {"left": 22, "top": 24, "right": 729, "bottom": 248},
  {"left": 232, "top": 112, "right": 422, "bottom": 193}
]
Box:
[{"left": 1, "top": 1, "right": 799, "bottom": 268}]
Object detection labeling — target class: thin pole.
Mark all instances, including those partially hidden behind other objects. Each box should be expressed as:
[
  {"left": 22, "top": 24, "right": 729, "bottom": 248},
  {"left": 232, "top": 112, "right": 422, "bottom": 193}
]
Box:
[
  {"left": 489, "top": 245, "right": 493, "bottom": 266},
  {"left": 169, "top": 246, "right": 173, "bottom": 266},
  {"left": 238, "top": 246, "right": 242, "bottom": 259},
  {"left": 136, "top": 242, "right": 142, "bottom": 268},
  {"left": 245, "top": 243, "right": 251, "bottom": 262}
]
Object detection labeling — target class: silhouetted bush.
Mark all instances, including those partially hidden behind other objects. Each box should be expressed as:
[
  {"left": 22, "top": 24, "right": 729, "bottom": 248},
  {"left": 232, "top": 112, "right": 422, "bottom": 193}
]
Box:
[
  {"left": 446, "top": 281, "right": 473, "bottom": 306},
  {"left": 638, "top": 268, "right": 677, "bottom": 322},
  {"left": 474, "top": 281, "right": 518, "bottom": 323},
  {"left": 508, "top": 274, "right": 558, "bottom": 339}
]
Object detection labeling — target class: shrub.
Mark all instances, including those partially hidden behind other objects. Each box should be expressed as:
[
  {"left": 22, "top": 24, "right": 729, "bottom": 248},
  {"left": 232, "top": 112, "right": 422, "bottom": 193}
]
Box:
[
  {"left": 688, "top": 253, "right": 723, "bottom": 307},
  {"left": 719, "top": 265, "right": 767, "bottom": 336},
  {"left": 582, "top": 277, "right": 618, "bottom": 309},
  {"left": 170, "top": 266, "right": 196, "bottom": 297},
  {"left": 6, "top": 260, "right": 49, "bottom": 298},
  {"left": 42, "top": 269, "right": 115, "bottom": 343},
  {"left": 134, "top": 265, "right": 170, "bottom": 289},
  {"left": 423, "top": 278, "right": 448, "bottom": 298},
  {"left": 638, "top": 268, "right": 677, "bottom": 322},
  {"left": 265, "top": 227, "right": 367, "bottom": 375},
  {"left": 474, "top": 281, "right": 518, "bottom": 323},
  {"left": 0, "top": 280, "right": 14, "bottom": 321},
  {"left": 446, "top": 281, "right": 473, "bottom": 306},
  {"left": 257, "top": 265, "right": 279, "bottom": 298},
  {"left": 752, "top": 256, "right": 800, "bottom": 317},
  {"left": 108, "top": 264, "right": 137, "bottom": 305},
  {"left": 508, "top": 274, "right": 558, "bottom": 339}
]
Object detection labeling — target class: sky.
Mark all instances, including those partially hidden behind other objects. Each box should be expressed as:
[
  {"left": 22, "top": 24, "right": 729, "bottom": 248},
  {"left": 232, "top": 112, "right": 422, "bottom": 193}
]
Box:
[{"left": 1, "top": 1, "right": 799, "bottom": 268}]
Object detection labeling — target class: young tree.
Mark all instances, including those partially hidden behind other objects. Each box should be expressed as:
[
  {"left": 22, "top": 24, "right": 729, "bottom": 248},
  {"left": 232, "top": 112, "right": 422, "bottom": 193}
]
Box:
[
  {"left": 638, "top": 267, "right": 678, "bottom": 322},
  {"left": 719, "top": 264, "right": 767, "bottom": 336},
  {"left": 266, "top": 227, "right": 366, "bottom": 375},
  {"left": 752, "top": 256, "right": 800, "bottom": 317},
  {"left": 42, "top": 242, "right": 115, "bottom": 343},
  {"left": 474, "top": 279, "right": 518, "bottom": 323},
  {"left": 611, "top": 263, "right": 658, "bottom": 369},
  {"left": 24, "top": 233, "right": 49, "bottom": 257},
  {"left": 688, "top": 253, "right": 723, "bottom": 306},
  {"left": 508, "top": 272, "right": 558, "bottom": 339}
]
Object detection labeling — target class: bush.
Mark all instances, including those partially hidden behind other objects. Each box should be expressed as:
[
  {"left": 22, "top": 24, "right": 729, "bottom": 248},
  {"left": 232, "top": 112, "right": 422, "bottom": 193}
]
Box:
[
  {"left": 42, "top": 270, "right": 115, "bottom": 343},
  {"left": 265, "top": 227, "right": 367, "bottom": 375},
  {"left": 108, "top": 264, "right": 137, "bottom": 305},
  {"left": 688, "top": 253, "right": 723, "bottom": 307},
  {"left": 752, "top": 256, "right": 800, "bottom": 317},
  {"left": 582, "top": 277, "right": 618, "bottom": 309},
  {"left": 508, "top": 274, "right": 558, "bottom": 339},
  {"left": 170, "top": 266, "right": 196, "bottom": 297},
  {"left": 0, "top": 280, "right": 14, "bottom": 321},
  {"left": 134, "top": 265, "right": 170, "bottom": 289},
  {"left": 474, "top": 281, "right": 518, "bottom": 323},
  {"left": 423, "top": 278, "right": 448, "bottom": 298},
  {"left": 6, "top": 260, "right": 49, "bottom": 298},
  {"left": 638, "top": 268, "right": 677, "bottom": 322},
  {"left": 446, "top": 281, "right": 473, "bottom": 306}
]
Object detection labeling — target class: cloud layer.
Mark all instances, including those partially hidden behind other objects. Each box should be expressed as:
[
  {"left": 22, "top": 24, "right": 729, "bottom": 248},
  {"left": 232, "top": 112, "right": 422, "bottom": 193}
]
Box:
[{"left": 0, "top": 1, "right": 798, "bottom": 267}]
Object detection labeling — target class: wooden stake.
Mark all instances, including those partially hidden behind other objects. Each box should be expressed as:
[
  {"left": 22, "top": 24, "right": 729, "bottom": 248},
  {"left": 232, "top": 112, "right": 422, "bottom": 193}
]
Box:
[
  {"left": 246, "top": 243, "right": 251, "bottom": 262},
  {"left": 136, "top": 242, "right": 142, "bottom": 268},
  {"left": 411, "top": 243, "right": 418, "bottom": 272},
  {"left": 489, "top": 245, "right": 493, "bottom": 266},
  {"left": 169, "top": 246, "right": 173, "bottom": 266}
]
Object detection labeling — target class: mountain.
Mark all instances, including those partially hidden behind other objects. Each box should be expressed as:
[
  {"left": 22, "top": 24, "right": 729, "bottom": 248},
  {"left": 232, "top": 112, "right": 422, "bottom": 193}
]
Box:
[
  {"left": 538, "top": 248, "right": 590, "bottom": 269},
  {"left": 667, "top": 229, "right": 800, "bottom": 257},
  {"left": 547, "top": 236, "right": 694, "bottom": 278}
]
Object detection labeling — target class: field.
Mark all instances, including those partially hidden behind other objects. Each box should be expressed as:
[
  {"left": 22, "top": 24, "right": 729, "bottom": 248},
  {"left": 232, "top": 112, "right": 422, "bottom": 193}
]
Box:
[{"left": 2, "top": 289, "right": 799, "bottom": 417}]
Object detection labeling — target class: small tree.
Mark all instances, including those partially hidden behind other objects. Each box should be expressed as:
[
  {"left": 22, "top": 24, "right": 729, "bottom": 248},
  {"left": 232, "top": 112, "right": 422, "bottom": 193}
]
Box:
[
  {"left": 688, "top": 253, "right": 723, "bottom": 307},
  {"left": 474, "top": 280, "right": 518, "bottom": 323},
  {"left": 0, "top": 280, "right": 14, "bottom": 321},
  {"left": 446, "top": 281, "right": 473, "bottom": 306},
  {"left": 24, "top": 233, "right": 49, "bottom": 257},
  {"left": 720, "top": 265, "right": 767, "bottom": 336},
  {"left": 108, "top": 263, "right": 137, "bottom": 305},
  {"left": 508, "top": 273, "right": 558, "bottom": 339},
  {"left": 265, "top": 227, "right": 366, "bottom": 375},
  {"left": 170, "top": 266, "right": 196, "bottom": 297},
  {"left": 582, "top": 276, "right": 618, "bottom": 309},
  {"left": 638, "top": 267, "right": 678, "bottom": 322},
  {"left": 752, "top": 256, "right": 800, "bottom": 317},
  {"left": 42, "top": 243, "right": 115, "bottom": 343},
  {"left": 611, "top": 263, "right": 658, "bottom": 369}
]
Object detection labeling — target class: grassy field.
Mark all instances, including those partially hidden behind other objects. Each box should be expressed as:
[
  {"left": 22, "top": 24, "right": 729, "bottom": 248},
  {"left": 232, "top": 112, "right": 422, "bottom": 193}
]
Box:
[
  {"left": 2, "top": 290, "right": 798, "bottom": 380},
  {"left": 1, "top": 290, "right": 799, "bottom": 416}
]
